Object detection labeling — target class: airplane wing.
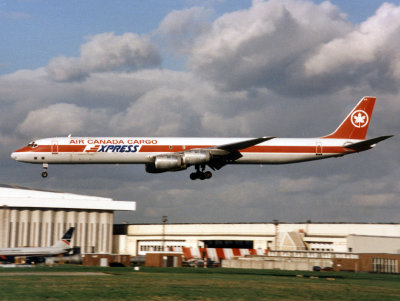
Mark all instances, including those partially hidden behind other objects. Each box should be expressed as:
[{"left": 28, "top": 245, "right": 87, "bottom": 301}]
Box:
[
  {"left": 147, "top": 136, "right": 275, "bottom": 173},
  {"left": 211, "top": 136, "right": 275, "bottom": 153},
  {"left": 344, "top": 135, "right": 393, "bottom": 151},
  {"left": 207, "top": 136, "right": 275, "bottom": 170}
]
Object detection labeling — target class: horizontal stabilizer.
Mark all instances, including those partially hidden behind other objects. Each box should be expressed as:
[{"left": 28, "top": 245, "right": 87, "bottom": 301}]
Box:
[{"left": 345, "top": 135, "right": 393, "bottom": 150}]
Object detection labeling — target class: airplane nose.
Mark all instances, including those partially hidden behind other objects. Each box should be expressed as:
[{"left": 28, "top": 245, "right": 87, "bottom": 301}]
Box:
[{"left": 11, "top": 152, "right": 17, "bottom": 160}]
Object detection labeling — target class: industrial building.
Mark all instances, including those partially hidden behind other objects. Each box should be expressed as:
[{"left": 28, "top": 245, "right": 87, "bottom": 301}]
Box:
[
  {"left": 113, "top": 222, "right": 400, "bottom": 256},
  {"left": 222, "top": 251, "right": 400, "bottom": 273},
  {"left": 2, "top": 182, "right": 400, "bottom": 272},
  {"left": 114, "top": 222, "right": 400, "bottom": 272},
  {"left": 0, "top": 184, "right": 135, "bottom": 253}
]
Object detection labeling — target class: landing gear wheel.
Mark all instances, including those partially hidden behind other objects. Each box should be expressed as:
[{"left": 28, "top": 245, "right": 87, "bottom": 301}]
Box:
[
  {"left": 41, "top": 163, "right": 49, "bottom": 178},
  {"left": 190, "top": 164, "right": 212, "bottom": 180}
]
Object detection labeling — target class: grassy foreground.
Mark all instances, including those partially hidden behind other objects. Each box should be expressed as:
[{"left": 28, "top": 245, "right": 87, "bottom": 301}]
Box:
[{"left": 0, "top": 265, "right": 399, "bottom": 300}]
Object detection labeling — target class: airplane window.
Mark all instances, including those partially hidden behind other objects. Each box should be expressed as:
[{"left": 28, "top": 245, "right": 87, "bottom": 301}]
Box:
[{"left": 27, "top": 141, "right": 38, "bottom": 147}]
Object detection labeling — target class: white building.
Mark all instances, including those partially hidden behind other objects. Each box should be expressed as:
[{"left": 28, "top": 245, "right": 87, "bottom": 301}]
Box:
[
  {"left": 0, "top": 184, "right": 135, "bottom": 253},
  {"left": 347, "top": 235, "right": 400, "bottom": 254},
  {"left": 114, "top": 222, "right": 400, "bottom": 256}
]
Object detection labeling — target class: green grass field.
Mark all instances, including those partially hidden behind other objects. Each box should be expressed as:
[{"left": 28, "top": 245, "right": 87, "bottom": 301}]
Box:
[{"left": 0, "top": 265, "right": 399, "bottom": 300}]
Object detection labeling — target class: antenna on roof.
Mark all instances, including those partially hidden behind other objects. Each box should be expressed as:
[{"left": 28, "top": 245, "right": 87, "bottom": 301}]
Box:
[{"left": 68, "top": 134, "right": 72, "bottom": 138}]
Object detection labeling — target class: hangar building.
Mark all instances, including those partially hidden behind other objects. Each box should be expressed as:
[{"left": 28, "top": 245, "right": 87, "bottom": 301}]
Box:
[
  {"left": 0, "top": 184, "right": 135, "bottom": 253},
  {"left": 113, "top": 222, "right": 400, "bottom": 256}
]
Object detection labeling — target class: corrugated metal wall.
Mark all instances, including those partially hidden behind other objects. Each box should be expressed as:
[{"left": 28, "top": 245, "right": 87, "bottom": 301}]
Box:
[{"left": 0, "top": 207, "right": 113, "bottom": 253}]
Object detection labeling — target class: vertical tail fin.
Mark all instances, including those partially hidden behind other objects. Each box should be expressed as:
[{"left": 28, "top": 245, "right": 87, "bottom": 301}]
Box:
[
  {"left": 52, "top": 227, "right": 75, "bottom": 249},
  {"left": 324, "top": 96, "right": 376, "bottom": 139}
]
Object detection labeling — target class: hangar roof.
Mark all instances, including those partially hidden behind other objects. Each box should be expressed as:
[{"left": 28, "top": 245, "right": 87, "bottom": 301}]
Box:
[{"left": 0, "top": 184, "right": 135, "bottom": 211}]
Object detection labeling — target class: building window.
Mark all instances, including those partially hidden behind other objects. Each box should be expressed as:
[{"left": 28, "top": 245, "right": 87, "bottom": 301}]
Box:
[{"left": 372, "top": 258, "right": 398, "bottom": 274}]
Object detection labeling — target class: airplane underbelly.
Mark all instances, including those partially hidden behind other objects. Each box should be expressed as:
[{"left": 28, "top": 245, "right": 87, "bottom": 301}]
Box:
[
  {"left": 237, "top": 153, "right": 330, "bottom": 164},
  {"left": 18, "top": 153, "right": 73, "bottom": 163}
]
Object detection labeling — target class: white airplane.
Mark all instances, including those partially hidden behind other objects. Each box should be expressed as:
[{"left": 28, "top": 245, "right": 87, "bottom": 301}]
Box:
[
  {"left": 11, "top": 96, "right": 392, "bottom": 180},
  {"left": 0, "top": 227, "right": 74, "bottom": 264}
]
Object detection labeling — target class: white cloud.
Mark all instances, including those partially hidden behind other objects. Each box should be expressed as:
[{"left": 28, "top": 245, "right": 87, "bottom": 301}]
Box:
[
  {"left": 46, "top": 33, "right": 162, "bottom": 82},
  {"left": 304, "top": 3, "right": 400, "bottom": 89},
  {"left": 16, "top": 103, "right": 108, "bottom": 137},
  {"left": 188, "top": 0, "right": 352, "bottom": 93},
  {"left": 157, "top": 6, "right": 212, "bottom": 54}
]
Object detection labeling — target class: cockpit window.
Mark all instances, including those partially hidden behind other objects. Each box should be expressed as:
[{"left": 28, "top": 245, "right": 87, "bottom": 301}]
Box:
[{"left": 27, "top": 141, "right": 38, "bottom": 148}]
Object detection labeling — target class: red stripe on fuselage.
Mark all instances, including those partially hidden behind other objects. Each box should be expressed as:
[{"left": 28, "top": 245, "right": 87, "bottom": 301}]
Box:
[
  {"left": 15, "top": 145, "right": 86, "bottom": 153},
  {"left": 85, "top": 145, "right": 100, "bottom": 153},
  {"left": 15, "top": 144, "right": 352, "bottom": 154},
  {"left": 139, "top": 145, "right": 211, "bottom": 152},
  {"left": 139, "top": 145, "right": 350, "bottom": 154}
]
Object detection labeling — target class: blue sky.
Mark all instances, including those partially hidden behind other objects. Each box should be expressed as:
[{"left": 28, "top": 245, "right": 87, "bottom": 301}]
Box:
[
  {"left": 1, "top": 0, "right": 251, "bottom": 73},
  {"left": 0, "top": 0, "right": 390, "bottom": 74},
  {"left": 0, "top": 0, "right": 399, "bottom": 223}
]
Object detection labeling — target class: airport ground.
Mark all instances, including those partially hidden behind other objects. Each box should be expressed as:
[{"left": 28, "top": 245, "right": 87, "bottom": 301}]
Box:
[{"left": 0, "top": 266, "right": 399, "bottom": 300}]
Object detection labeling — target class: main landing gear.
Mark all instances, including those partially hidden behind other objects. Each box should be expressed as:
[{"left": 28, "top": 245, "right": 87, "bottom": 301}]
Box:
[
  {"left": 41, "top": 163, "right": 48, "bottom": 178},
  {"left": 190, "top": 164, "right": 212, "bottom": 180}
]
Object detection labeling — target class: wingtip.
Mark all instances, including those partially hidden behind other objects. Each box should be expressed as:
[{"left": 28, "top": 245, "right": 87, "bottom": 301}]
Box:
[{"left": 262, "top": 136, "right": 276, "bottom": 140}]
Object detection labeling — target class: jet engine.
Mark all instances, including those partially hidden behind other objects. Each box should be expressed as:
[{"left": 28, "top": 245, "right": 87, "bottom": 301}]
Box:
[
  {"left": 182, "top": 150, "right": 210, "bottom": 165},
  {"left": 155, "top": 155, "right": 184, "bottom": 170},
  {"left": 145, "top": 155, "right": 187, "bottom": 173},
  {"left": 145, "top": 151, "right": 211, "bottom": 173}
]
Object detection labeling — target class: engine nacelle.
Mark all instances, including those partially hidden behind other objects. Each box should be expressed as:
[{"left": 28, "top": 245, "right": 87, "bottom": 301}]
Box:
[
  {"left": 154, "top": 155, "right": 184, "bottom": 170},
  {"left": 182, "top": 150, "right": 210, "bottom": 165}
]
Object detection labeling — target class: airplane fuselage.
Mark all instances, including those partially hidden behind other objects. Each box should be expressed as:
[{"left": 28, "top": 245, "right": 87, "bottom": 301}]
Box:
[
  {"left": 0, "top": 246, "right": 67, "bottom": 257},
  {"left": 11, "top": 136, "right": 358, "bottom": 165},
  {"left": 0, "top": 227, "right": 74, "bottom": 263}
]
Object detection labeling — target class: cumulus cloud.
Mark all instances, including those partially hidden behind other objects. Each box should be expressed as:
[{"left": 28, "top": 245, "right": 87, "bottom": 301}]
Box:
[
  {"left": 107, "top": 70, "right": 217, "bottom": 136},
  {"left": 188, "top": 0, "right": 352, "bottom": 94},
  {"left": 304, "top": 3, "right": 400, "bottom": 91},
  {"left": 46, "top": 32, "right": 162, "bottom": 82},
  {"left": 156, "top": 6, "right": 212, "bottom": 54},
  {"left": 16, "top": 103, "right": 108, "bottom": 137}
]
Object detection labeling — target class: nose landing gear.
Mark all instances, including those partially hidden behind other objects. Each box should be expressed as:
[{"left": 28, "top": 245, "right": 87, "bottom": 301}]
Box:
[
  {"left": 190, "top": 164, "right": 212, "bottom": 180},
  {"left": 41, "top": 163, "right": 48, "bottom": 178}
]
